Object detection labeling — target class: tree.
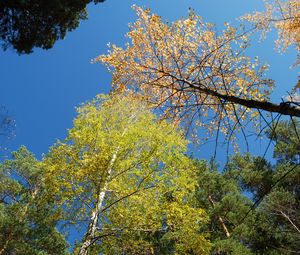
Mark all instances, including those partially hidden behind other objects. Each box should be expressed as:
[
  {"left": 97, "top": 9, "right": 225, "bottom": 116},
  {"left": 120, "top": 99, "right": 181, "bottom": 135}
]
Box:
[
  {"left": 98, "top": 5, "right": 300, "bottom": 145},
  {"left": 0, "top": 146, "right": 68, "bottom": 254},
  {"left": 195, "top": 160, "right": 255, "bottom": 255},
  {"left": 195, "top": 120, "right": 300, "bottom": 254},
  {"left": 0, "top": 0, "right": 105, "bottom": 54},
  {"left": 44, "top": 94, "right": 210, "bottom": 255}
]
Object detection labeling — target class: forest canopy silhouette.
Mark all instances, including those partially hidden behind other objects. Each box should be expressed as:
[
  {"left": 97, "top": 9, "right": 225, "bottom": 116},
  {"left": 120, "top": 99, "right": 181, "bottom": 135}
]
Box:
[{"left": 0, "top": 0, "right": 106, "bottom": 54}]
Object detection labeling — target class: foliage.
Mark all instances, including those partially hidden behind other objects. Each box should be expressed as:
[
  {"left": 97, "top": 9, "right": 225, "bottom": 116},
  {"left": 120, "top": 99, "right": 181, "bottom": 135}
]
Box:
[
  {"left": 243, "top": 0, "right": 300, "bottom": 92},
  {"left": 0, "top": 146, "right": 68, "bottom": 254},
  {"left": 0, "top": 0, "right": 105, "bottom": 54},
  {"left": 45, "top": 94, "right": 210, "bottom": 254},
  {"left": 196, "top": 120, "right": 300, "bottom": 254},
  {"left": 1, "top": 3, "right": 299, "bottom": 254},
  {"left": 98, "top": 5, "right": 300, "bottom": 146},
  {"left": 242, "top": 0, "right": 300, "bottom": 60},
  {"left": 266, "top": 119, "right": 300, "bottom": 163}
]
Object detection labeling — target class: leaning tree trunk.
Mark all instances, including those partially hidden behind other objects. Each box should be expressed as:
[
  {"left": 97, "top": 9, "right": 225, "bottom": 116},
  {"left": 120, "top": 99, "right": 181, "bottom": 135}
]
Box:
[
  {"left": 208, "top": 195, "right": 230, "bottom": 238},
  {"left": 79, "top": 148, "right": 119, "bottom": 255},
  {"left": 170, "top": 75, "right": 300, "bottom": 117}
]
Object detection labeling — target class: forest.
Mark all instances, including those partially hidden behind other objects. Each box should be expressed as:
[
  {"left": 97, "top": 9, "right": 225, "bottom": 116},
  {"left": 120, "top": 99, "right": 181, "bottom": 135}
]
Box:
[{"left": 0, "top": 0, "right": 299, "bottom": 254}]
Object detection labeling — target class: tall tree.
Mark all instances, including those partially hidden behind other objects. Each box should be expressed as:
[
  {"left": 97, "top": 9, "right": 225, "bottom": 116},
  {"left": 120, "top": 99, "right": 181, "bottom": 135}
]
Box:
[
  {"left": 195, "top": 120, "right": 300, "bottom": 254},
  {"left": 0, "top": 146, "right": 68, "bottom": 255},
  {"left": 0, "top": 0, "right": 105, "bottom": 54},
  {"left": 98, "top": 5, "right": 300, "bottom": 145},
  {"left": 45, "top": 94, "right": 210, "bottom": 255}
]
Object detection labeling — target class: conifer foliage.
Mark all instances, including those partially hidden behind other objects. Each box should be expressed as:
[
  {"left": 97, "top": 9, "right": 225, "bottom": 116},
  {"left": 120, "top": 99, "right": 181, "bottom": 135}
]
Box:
[
  {"left": 195, "top": 120, "right": 300, "bottom": 254},
  {"left": 0, "top": 147, "right": 67, "bottom": 255}
]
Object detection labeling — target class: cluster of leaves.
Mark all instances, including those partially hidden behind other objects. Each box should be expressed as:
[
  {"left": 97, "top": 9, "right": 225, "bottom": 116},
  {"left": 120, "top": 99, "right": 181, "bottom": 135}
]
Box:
[
  {"left": 51, "top": 94, "right": 210, "bottom": 255},
  {"left": 0, "top": 146, "right": 68, "bottom": 254},
  {"left": 243, "top": 0, "right": 300, "bottom": 59},
  {"left": 98, "top": 5, "right": 274, "bottom": 142},
  {"left": 98, "top": 3, "right": 300, "bottom": 148},
  {"left": 195, "top": 120, "right": 300, "bottom": 254},
  {"left": 0, "top": 94, "right": 211, "bottom": 254},
  {"left": 0, "top": 0, "right": 105, "bottom": 54}
]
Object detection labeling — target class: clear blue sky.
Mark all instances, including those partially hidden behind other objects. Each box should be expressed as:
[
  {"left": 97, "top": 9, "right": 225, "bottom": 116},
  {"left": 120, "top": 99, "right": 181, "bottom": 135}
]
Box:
[{"left": 0, "top": 0, "right": 298, "bottom": 160}]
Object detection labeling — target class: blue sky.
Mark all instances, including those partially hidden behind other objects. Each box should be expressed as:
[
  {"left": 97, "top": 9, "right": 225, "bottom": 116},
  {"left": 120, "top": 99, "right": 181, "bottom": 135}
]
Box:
[{"left": 0, "top": 0, "right": 298, "bottom": 161}]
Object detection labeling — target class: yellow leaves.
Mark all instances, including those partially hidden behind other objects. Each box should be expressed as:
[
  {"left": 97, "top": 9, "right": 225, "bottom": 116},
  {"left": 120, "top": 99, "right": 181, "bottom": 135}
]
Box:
[
  {"left": 272, "top": 0, "right": 300, "bottom": 52},
  {"left": 243, "top": 0, "right": 300, "bottom": 58},
  {"left": 97, "top": 5, "right": 276, "bottom": 144},
  {"left": 44, "top": 92, "right": 191, "bottom": 206},
  {"left": 104, "top": 156, "right": 210, "bottom": 254},
  {"left": 157, "top": 195, "right": 210, "bottom": 254},
  {"left": 183, "top": 17, "right": 197, "bottom": 28}
]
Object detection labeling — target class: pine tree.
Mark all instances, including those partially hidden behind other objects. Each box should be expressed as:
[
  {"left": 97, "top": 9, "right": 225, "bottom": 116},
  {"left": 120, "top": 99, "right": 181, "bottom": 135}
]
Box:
[
  {"left": 195, "top": 120, "right": 300, "bottom": 254},
  {"left": 0, "top": 146, "right": 68, "bottom": 255}
]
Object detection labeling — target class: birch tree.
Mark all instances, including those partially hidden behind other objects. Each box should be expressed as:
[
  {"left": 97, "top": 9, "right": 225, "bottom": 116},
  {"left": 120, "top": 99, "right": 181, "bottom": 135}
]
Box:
[
  {"left": 98, "top": 5, "right": 300, "bottom": 145},
  {"left": 45, "top": 94, "right": 210, "bottom": 255}
]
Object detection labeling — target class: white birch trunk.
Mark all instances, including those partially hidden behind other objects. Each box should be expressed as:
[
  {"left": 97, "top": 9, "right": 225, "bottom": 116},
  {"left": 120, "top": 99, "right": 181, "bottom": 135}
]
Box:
[{"left": 79, "top": 149, "right": 119, "bottom": 255}]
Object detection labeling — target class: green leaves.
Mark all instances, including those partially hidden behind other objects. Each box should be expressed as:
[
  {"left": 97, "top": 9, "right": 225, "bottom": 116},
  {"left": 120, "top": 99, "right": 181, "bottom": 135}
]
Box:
[
  {"left": 0, "top": 147, "right": 68, "bottom": 255},
  {"left": 45, "top": 94, "right": 210, "bottom": 254},
  {"left": 195, "top": 120, "right": 300, "bottom": 255},
  {"left": 3, "top": 94, "right": 298, "bottom": 255}
]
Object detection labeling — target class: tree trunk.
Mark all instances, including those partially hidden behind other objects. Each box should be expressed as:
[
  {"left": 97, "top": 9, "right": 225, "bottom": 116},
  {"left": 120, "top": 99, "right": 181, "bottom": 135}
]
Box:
[
  {"left": 169, "top": 73, "right": 300, "bottom": 117},
  {"left": 208, "top": 195, "right": 230, "bottom": 238},
  {"left": 79, "top": 149, "right": 119, "bottom": 255}
]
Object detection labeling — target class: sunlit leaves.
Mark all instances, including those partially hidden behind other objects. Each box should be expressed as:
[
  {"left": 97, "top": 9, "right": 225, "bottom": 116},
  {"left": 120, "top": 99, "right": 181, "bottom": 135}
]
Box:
[
  {"left": 243, "top": 0, "right": 300, "bottom": 57},
  {"left": 98, "top": 6, "right": 274, "bottom": 143},
  {"left": 44, "top": 94, "right": 210, "bottom": 254}
]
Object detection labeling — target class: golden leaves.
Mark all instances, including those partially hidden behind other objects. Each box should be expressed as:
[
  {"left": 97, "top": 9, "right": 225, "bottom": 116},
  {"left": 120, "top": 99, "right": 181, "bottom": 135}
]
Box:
[
  {"left": 243, "top": 0, "right": 300, "bottom": 55},
  {"left": 45, "top": 93, "right": 209, "bottom": 254},
  {"left": 98, "top": 5, "right": 274, "bottom": 143}
]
